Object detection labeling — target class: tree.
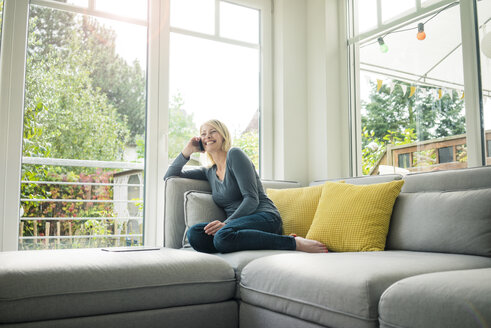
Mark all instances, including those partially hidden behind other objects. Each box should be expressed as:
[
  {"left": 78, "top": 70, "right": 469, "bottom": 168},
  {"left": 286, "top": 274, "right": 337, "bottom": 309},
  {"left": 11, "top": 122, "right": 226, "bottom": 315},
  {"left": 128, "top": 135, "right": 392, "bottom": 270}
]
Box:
[
  {"left": 362, "top": 81, "right": 465, "bottom": 143},
  {"left": 24, "top": 44, "right": 129, "bottom": 161},
  {"left": 79, "top": 17, "right": 146, "bottom": 142},
  {"left": 362, "top": 79, "right": 466, "bottom": 174},
  {"left": 28, "top": 5, "right": 146, "bottom": 143},
  {"left": 167, "top": 93, "right": 197, "bottom": 160},
  {"left": 233, "top": 131, "right": 259, "bottom": 169}
]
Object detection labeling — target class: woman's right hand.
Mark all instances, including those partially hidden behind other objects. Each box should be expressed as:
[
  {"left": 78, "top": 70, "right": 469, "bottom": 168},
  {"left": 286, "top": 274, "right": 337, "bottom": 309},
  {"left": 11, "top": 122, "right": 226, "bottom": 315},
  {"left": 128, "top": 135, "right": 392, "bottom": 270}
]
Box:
[{"left": 182, "top": 136, "right": 203, "bottom": 159}]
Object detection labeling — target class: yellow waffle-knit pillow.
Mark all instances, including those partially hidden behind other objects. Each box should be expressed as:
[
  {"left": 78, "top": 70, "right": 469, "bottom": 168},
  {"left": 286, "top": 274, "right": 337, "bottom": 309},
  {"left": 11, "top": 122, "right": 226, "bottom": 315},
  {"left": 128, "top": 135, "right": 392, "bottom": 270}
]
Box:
[
  {"left": 306, "top": 180, "right": 404, "bottom": 252},
  {"left": 267, "top": 185, "right": 324, "bottom": 237}
]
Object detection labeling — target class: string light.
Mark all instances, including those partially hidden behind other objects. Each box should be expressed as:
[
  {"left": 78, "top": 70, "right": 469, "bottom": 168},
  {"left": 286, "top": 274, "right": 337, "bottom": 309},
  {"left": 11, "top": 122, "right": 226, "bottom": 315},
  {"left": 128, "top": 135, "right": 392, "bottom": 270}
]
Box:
[
  {"left": 417, "top": 23, "right": 426, "bottom": 40},
  {"left": 361, "top": 2, "right": 459, "bottom": 50},
  {"left": 378, "top": 37, "right": 389, "bottom": 53}
]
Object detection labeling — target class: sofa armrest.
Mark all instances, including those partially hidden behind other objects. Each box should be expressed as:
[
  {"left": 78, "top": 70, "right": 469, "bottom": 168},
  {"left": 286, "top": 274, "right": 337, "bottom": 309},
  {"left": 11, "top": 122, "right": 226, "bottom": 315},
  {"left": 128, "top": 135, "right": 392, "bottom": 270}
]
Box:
[{"left": 164, "top": 177, "right": 212, "bottom": 248}]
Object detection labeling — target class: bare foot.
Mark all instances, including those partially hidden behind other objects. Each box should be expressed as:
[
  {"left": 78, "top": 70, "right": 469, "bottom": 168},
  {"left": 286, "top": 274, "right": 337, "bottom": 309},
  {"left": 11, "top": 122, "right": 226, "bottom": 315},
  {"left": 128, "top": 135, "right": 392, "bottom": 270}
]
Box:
[{"left": 295, "top": 237, "right": 328, "bottom": 253}]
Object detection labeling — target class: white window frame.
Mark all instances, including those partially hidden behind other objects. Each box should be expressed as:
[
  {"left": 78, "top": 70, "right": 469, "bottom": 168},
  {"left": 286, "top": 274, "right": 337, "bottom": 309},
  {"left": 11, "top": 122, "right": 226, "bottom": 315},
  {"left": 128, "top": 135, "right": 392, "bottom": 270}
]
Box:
[
  {"left": 0, "top": 0, "right": 272, "bottom": 251},
  {"left": 167, "top": 0, "right": 273, "bottom": 178},
  {"left": 347, "top": 0, "right": 485, "bottom": 176}
]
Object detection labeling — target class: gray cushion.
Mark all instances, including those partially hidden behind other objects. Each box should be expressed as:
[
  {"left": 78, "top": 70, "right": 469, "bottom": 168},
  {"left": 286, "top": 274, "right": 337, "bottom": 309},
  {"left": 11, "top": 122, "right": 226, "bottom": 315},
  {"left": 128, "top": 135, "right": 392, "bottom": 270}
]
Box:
[
  {"left": 0, "top": 302, "right": 238, "bottom": 328},
  {"left": 239, "top": 251, "right": 491, "bottom": 328},
  {"left": 386, "top": 188, "right": 491, "bottom": 256},
  {"left": 401, "top": 166, "right": 491, "bottom": 192},
  {"left": 183, "top": 191, "right": 227, "bottom": 248},
  {"left": 310, "top": 174, "right": 402, "bottom": 186},
  {"left": 379, "top": 268, "right": 491, "bottom": 328},
  {"left": 0, "top": 248, "right": 235, "bottom": 324}
]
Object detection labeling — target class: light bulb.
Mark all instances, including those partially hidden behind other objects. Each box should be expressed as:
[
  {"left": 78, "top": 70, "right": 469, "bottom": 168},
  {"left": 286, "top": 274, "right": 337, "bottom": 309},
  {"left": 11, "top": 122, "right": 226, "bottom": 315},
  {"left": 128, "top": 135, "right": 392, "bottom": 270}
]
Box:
[
  {"left": 378, "top": 37, "right": 389, "bottom": 53},
  {"left": 417, "top": 23, "right": 426, "bottom": 40}
]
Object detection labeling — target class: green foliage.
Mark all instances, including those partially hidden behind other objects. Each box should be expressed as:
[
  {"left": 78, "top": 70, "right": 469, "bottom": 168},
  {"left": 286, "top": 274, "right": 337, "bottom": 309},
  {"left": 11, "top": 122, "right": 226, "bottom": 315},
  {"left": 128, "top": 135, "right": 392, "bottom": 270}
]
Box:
[
  {"left": 28, "top": 6, "right": 146, "bottom": 143},
  {"left": 362, "top": 127, "right": 417, "bottom": 175},
  {"left": 0, "top": 1, "right": 4, "bottom": 38},
  {"left": 233, "top": 131, "right": 259, "bottom": 169},
  {"left": 167, "top": 93, "right": 197, "bottom": 160},
  {"left": 362, "top": 81, "right": 465, "bottom": 142},
  {"left": 78, "top": 17, "right": 146, "bottom": 142},
  {"left": 19, "top": 4, "right": 146, "bottom": 249},
  {"left": 362, "top": 80, "right": 465, "bottom": 174},
  {"left": 24, "top": 53, "right": 129, "bottom": 161}
]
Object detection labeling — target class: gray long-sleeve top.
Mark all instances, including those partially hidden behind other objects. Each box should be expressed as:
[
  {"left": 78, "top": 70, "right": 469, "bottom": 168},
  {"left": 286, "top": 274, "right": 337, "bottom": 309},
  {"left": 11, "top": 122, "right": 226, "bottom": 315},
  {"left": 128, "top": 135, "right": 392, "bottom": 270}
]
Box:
[{"left": 164, "top": 147, "right": 280, "bottom": 224}]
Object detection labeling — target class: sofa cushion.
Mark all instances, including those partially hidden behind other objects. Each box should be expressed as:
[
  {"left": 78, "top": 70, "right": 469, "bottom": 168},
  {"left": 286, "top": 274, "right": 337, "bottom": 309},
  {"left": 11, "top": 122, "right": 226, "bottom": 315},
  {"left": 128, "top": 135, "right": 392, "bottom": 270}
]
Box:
[
  {"left": 239, "top": 251, "right": 491, "bottom": 328},
  {"left": 401, "top": 166, "right": 491, "bottom": 192},
  {"left": 216, "top": 249, "right": 296, "bottom": 298},
  {"left": 386, "top": 188, "right": 491, "bottom": 257},
  {"left": 183, "top": 190, "right": 227, "bottom": 248},
  {"left": 0, "top": 248, "right": 235, "bottom": 324},
  {"left": 306, "top": 180, "right": 404, "bottom": 252},
  {"left": 266, "top": 184, "right": 324, "bottom": 237},
  {"left": 379, "top": 268, "right": 491, "bottom": 328}
]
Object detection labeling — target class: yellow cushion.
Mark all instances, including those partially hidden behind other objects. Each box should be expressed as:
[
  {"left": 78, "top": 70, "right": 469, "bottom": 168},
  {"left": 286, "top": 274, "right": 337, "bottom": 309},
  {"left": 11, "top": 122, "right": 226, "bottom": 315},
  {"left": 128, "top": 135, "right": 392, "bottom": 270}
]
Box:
[
  {"left": 306, "top": 180, "right": 404, "bottom": 252},
  {"left": 267, "top": 185, "right": 324, "bottom": 237}
]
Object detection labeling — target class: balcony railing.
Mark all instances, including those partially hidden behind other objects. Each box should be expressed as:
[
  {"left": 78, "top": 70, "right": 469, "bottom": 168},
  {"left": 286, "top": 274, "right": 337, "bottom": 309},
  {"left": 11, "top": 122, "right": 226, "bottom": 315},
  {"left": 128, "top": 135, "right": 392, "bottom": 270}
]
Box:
[{"left": 19, "top": 157, "right": 144, "bottom": 250}]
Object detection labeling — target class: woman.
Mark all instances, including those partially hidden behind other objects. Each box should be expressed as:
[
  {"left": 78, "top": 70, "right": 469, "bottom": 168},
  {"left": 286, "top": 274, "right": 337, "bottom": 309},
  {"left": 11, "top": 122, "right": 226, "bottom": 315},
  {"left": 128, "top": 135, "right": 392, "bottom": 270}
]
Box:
[{"left": 164, "top": 119, "right": 327, "bottom": 254}]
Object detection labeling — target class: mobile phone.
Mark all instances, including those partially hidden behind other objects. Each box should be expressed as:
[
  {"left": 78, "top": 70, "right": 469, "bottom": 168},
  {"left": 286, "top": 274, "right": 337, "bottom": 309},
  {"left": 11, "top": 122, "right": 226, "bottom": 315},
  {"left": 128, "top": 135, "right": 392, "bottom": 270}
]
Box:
[{"left": 198, "top": 139, "right": 205, "bottom": 151}]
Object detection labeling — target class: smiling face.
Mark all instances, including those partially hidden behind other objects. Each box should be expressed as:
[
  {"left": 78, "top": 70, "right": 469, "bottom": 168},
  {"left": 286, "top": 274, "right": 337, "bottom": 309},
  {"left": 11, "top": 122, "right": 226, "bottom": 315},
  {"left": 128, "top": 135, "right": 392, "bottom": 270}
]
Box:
[{"left": 200, "top": 124, "right": 225, "bottom": 153}]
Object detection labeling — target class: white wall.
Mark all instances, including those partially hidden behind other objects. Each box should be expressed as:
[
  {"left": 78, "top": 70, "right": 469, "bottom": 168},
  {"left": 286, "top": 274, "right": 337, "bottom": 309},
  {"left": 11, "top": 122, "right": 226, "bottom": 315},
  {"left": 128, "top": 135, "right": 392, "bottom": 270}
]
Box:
[
  {"left": 273, "top": 0, "right": 309, "bottom": 185},
  {"left": 273, "top": 0, "right": 350, "bottom": 185}
]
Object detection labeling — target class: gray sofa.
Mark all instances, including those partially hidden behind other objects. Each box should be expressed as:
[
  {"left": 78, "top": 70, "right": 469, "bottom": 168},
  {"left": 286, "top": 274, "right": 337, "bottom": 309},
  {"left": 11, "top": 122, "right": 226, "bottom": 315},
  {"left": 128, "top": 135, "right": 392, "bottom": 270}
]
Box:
[{"left": 1, "top": 166, "right": 490, "bottom": 327}]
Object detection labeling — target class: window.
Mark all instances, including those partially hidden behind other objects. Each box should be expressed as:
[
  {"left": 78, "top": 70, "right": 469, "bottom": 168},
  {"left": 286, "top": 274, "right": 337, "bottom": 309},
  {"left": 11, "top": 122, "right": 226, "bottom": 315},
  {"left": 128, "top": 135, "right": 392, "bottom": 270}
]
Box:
[
  {"left": 477, "top": 0, "right": 491, "bottom": 165},
  {"left": 18, "top": 1, "right": 148, "bottom": 250},
  {"left": 438, "top": 146, "right": 453, "bottom": 163},
  {"left": 168, "top": 0, "right": 261, "bottom": 170},
  {"left": 398, "top": 153, "right": 410, "bottom": 169},
  {"left": 349, "top": 0, "right": 483, "bottom": 176}
]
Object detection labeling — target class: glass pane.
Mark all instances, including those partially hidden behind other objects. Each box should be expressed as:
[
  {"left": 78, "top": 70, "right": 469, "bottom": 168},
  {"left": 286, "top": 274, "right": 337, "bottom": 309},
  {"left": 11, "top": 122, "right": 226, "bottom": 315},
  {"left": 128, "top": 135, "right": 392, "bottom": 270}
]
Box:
[
  {"left": 52, "top": 0, "right": 88, "bottom": 7},
  {"left": 19, "top": 4, "right": 148, "bottom": 250},
  {"left": 477, "top": 0, "right": 491, "bottom": 165},
  {"left": 355, "top": 0, "right": 377, "bottom": 34},
  {"left": 96, "top": 0, "right": 147, "bottom": 21},
  {"left": 438, "top": 146, "right": 453, "bottom": 163},
  {"left": 381, "top": 0, "right": 415, "bottom": 24},
  {"left": 358, "top": 3, "right": 467, "bottom": 175},
  {"left": 220, "top": 1, "right": 259, "bottom": 44},
  {"left": 170, "top": 0, "right": 215, "bottom": 35},
  {"left": 169, "top": 33, "right": 260, "bottom": 169},
  {"left": 398, "top": 153, "right": 410, "bottom": 168},
  {"left": 421, "top": 0, "right": 447, "bottom": 8}
]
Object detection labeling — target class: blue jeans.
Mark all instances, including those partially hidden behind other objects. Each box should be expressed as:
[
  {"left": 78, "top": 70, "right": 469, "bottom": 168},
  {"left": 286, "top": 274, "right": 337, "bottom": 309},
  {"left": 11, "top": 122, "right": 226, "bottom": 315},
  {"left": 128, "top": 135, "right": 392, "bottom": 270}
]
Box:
[{"left": 187, "top": 212, "right": 296, "bottom": 253}]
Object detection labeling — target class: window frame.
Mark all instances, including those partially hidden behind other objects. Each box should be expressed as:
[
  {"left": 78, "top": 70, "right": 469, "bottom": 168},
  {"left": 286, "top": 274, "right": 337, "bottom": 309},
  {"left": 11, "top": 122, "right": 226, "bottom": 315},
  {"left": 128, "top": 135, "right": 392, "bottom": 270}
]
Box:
[{"left": 0, "top": 0, "right": 272, "bottom": 251}]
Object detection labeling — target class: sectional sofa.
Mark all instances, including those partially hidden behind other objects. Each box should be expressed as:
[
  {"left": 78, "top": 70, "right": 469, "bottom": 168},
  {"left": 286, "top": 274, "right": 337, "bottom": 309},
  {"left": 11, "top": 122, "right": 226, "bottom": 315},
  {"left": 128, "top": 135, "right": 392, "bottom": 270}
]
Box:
[{"left": 1, "top": 166, "right": 490, "bottom": 328}]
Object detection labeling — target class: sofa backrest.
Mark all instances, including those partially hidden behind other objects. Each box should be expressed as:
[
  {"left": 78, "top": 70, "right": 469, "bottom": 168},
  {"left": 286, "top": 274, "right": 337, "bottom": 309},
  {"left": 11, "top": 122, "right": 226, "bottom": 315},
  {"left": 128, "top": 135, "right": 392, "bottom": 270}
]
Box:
[
  {"left": 386, "top": 166, "right": 491, "bottom": 257},
  {"left": 163, "top": 177, "right": 300, "bottom": 248},
  {"left": 310, "top": 174, "right": 402, "bottom": 186}
]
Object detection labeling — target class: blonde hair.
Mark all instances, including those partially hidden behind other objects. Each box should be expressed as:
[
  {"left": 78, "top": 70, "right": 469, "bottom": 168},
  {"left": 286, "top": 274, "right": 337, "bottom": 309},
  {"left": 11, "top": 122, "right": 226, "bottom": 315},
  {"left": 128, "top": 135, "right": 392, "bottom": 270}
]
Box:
[{"left": 200, "top": 119, "right": 232, "bottom": 167}]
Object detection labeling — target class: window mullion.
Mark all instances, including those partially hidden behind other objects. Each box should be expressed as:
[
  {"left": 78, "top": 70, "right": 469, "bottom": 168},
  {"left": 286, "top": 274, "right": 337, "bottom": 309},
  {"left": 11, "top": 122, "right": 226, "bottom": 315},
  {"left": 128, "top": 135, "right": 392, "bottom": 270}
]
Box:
[
  {"left": 459, "top": 0, "right": 485, "bottom": 167},
  {"left": 0, "top": 0, "right": 30, "bottom": 251},
  {"left": 215, "top": 0, "right": 220, "bottom": 37}
]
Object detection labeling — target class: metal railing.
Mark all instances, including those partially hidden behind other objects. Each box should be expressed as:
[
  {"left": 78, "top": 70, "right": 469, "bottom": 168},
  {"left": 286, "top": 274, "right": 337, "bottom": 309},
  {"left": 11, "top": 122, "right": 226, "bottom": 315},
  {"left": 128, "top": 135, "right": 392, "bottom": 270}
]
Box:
[{"left": 19, "top": 156, "right": 145, "bottom": 249}]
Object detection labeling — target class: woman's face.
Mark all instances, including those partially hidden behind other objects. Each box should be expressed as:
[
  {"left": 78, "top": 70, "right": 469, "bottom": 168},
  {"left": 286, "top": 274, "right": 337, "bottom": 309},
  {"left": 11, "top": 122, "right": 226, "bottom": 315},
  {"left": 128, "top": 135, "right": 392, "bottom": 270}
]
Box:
[{"left": 200, "top": 124, "right": 224, "bottom": 152}]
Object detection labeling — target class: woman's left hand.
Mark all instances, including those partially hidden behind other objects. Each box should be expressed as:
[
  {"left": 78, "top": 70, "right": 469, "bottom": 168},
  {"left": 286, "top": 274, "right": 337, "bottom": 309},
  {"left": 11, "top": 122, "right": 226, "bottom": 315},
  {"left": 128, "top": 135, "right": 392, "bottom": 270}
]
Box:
[{"left": 204, "top": 220, "right": 225, "bottom": 236}]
